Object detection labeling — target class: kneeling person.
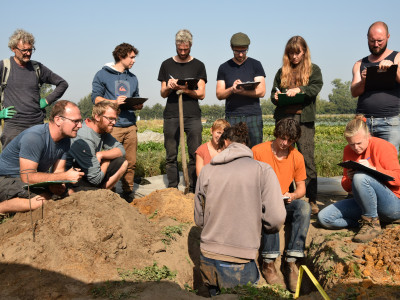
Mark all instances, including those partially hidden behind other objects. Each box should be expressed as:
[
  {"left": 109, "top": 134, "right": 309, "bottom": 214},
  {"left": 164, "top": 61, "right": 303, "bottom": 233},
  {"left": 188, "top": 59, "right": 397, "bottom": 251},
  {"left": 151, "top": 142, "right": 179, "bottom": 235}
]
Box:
[
  {"left": 0, "top": 100, "right": 84, "bottom": 215},
  {"left": 252, "top": 118, "right": 311, "bottom": 292},
  {"left": 67, "top": 101, "right": 127, "bottom": 193}
]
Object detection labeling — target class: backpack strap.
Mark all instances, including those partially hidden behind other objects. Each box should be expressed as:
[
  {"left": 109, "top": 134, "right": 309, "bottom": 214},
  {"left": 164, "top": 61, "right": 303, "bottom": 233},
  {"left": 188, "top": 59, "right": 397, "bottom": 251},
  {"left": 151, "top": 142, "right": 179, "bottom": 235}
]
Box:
[
  {"left": 31, "top": 60, "right": 42, "bottom": 89},
  {"left": 0, "top": 58, "right": 11, "bottom": 109}
]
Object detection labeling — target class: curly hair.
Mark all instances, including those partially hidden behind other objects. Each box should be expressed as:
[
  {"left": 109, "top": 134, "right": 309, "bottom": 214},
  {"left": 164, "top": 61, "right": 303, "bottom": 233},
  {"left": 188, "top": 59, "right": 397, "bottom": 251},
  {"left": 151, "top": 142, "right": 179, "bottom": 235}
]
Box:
[
  {"left": 280, "top": 36, "right": 312, "bottom": 89},
  {"left": 274, "top": 118, "right": 301, "bottom": 142},
  {"left": 218, "top": 122, "right": 250, "bottom": 149},
  {"left": 91, "top": 101, "right": 120, "bottom": 121},
  {"left": 175, "top": 29, "right": 193, "bottom": 46},
  {"left": 112, "top": 43, "right": 139, "bottom": 63},
  {"left": 8, "top": 29, "right": 35, "bottom": 49},
  {"left": 344, "top": 114, "right": 369, "bottom": 138}
]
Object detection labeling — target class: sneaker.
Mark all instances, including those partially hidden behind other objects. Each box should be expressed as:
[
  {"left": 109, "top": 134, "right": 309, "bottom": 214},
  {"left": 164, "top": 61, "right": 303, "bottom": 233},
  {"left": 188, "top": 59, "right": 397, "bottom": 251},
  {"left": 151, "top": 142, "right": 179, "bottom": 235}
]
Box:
[
  {"left": 310, "top": 202, "right": 319, "bottom": 214},
  {"left": 261, "top": 261, "right": 285, "bottom": 286},
  {"left": 353, "top": 215, "right": 382, "bottom": 243}
]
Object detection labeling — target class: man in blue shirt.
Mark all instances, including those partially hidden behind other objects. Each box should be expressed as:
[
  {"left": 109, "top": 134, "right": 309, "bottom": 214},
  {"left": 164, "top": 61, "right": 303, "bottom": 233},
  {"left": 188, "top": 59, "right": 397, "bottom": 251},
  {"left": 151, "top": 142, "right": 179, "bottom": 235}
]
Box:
[
  {"left": 216, "top": 32, "right": 266, "bottom": 148},
  {"left": 92, "top": 43, "right": 143, "bottom": 201},
  {"left": 0, "top": 100, "right": 84, "bottom": 215}
]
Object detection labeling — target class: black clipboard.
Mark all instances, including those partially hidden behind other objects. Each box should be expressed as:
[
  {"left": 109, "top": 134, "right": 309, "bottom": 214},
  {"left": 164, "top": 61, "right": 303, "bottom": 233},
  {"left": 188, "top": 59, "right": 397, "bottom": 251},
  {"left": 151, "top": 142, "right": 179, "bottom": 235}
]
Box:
[
  {"left": 277, "top": 93, "right": 305, "bottom": 106},
  {"left": 120, "top": 97, "right": 148, "bottom": 109},
  {"left": 24, "top": 180, "right": 75, "bottom": 189},
  {"left": 236, "top": 81, "right": 260, "bottom": 90},
  {"left": 338, "top": 160, "right": 394, "bottom": 182},
  {"left": 177, "top": 78, "right": 199, "bottom": 90},
  {"left": 365, "top": 65, "right": 398, "bottom": 91}
]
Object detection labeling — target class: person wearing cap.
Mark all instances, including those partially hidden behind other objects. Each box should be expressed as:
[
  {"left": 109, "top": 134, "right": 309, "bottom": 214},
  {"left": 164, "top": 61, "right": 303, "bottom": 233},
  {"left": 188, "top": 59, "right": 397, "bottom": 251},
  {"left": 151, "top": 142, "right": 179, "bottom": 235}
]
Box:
[
  {"left": 216, "top": 32, "right": 266, "bottom": 148},
  {"left": 158, "top": 29, "right": 207, "bottom": 193}
]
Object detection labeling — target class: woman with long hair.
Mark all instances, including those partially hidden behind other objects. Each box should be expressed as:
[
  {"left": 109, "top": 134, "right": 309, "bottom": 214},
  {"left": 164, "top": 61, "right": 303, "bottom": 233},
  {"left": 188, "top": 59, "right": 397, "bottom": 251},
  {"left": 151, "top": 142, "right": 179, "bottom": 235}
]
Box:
[{"left": 271, "top": 36, "right": 323, "bottom": 214}]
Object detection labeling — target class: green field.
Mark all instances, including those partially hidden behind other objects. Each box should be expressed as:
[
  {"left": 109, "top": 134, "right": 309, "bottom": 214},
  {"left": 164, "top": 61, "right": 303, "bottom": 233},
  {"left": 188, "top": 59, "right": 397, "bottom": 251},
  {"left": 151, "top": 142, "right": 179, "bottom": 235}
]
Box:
[{"left": 136, "top": 117, "right": 348, "bottom": 178}]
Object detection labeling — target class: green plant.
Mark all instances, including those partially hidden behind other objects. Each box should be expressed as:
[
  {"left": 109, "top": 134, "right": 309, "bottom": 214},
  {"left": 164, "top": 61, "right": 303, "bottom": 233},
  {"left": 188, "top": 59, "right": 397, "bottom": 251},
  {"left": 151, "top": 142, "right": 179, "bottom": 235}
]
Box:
[
  {"left": 184, "top": 283, "right": 198, "bottom": 294},
  {"left": 324, "top": 231, "right": 353, "bottom": 241},
  {"left": 352, "top": 263, "right": 362, "bottom": 278},
  {"left": 221, "top": 282, "right": 293, "bottom": 299},
  {"left": 148, "top": 210, "right": 158, "bottom": 219},
  {"left": 161, "top": 225, "right": 184, "bottom": 244},
  {"left": 118, "top": 262, "right": 176, "bottom": 282}
]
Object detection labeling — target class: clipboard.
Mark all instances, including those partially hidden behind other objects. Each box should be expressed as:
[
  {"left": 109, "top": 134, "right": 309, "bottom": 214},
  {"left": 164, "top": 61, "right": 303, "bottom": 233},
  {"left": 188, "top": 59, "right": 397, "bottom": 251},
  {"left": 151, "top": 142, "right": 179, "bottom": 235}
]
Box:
[
  {"left": 338, "top": 160, "right": 394, "bottom": 182},
  {"left": 277, "top": 93, "right": 305, "bottom": 106},
  {"left": 365, "top": 64, "right": 398, "bottom": 91},
  {"left": 24, "top": 180, "right": 75, "bottom": 189},
  {"left": 237, "top": 81, "right": 260, "bottom": 90},
  {"left": 177, "top": 78, "right": 199, "bottom": 90},
  {"left": 120, "top": 97, "right": 148, "bottom": 109}
]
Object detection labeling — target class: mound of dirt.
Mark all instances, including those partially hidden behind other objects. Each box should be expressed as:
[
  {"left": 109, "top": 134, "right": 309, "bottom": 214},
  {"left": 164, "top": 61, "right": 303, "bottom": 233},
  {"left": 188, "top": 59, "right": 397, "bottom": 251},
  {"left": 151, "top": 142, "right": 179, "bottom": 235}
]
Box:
[{"left": 131, "top": 188, "right": 195, "bottom": 223}]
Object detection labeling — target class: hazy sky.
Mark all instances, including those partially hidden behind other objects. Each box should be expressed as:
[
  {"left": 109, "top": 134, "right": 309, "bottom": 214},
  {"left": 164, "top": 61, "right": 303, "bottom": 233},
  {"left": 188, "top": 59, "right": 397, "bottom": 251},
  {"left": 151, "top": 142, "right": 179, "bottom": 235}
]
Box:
[{"left": 1, "top": 0, "right": 399, "bottom": 107}]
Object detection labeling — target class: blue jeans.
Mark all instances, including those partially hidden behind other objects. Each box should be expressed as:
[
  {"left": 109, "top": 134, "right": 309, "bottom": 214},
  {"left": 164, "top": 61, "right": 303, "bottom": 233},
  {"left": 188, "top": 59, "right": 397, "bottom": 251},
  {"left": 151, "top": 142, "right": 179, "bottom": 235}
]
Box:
[
  {"left": 366, "top": 115, "right": 400, "bottom": 153},
  {"left": 163, "top": 117, "right": 202, "bottom": 192},
  {"left": 226, "top": 114, "right": 263, "bottom": 148},
  {"left": 200, "top": 254, "right": 259, "bottom": 296},
  {"left": 261, "top": 199, "right": 311, "bottom": 259},
  {"left": 318, "top": 173, "right": 400, "bottom": 228}
]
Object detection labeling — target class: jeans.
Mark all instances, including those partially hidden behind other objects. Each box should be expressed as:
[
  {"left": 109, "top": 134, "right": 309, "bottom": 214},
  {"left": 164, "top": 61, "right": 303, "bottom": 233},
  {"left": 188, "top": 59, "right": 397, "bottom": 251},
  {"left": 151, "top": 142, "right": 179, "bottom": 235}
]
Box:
[
  {"left": 163, "top": 117, "right": 202, "bottom": 192},
  {"left": 366, "top": 115, "right": 400, "bottom": 153},
  {"left": 261, "top": 199, "right": 311, "bottom": 259},
  {"left": 318, "top": 173, "right": 400, "bottom": 228},
  {"left": 226, "top": 114, "right": 263, "bottom": 148},
  {"left": 200, "top": 254, "right": 259, "bottom": 296}
]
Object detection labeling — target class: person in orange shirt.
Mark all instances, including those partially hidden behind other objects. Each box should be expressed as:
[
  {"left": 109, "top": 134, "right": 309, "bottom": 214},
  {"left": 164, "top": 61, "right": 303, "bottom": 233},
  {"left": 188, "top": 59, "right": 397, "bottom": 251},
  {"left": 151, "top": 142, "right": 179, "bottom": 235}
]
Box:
[
  {"left": 318, "top": 115, "right": 400, "bottom": 243},
  {"left": 252, "top": 118, "right": 311, "bottom": 292}
]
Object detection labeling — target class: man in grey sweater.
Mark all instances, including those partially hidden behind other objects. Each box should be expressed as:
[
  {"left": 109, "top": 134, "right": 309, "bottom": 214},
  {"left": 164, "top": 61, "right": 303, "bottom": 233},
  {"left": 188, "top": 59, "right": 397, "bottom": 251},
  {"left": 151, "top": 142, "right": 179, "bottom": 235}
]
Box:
[
  {"left": 66, "top": 101, "right": 127, "bottom": 194},
  {"left": 194, "top": 123, "right": 286, "bottom": 296}
]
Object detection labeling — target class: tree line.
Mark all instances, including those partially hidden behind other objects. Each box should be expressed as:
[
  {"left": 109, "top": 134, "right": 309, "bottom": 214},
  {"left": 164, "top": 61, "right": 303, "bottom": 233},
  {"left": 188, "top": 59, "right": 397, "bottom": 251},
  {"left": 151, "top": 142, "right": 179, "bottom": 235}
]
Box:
[{"left": 45, "top": 78, "right": 357, "bottom": 120}]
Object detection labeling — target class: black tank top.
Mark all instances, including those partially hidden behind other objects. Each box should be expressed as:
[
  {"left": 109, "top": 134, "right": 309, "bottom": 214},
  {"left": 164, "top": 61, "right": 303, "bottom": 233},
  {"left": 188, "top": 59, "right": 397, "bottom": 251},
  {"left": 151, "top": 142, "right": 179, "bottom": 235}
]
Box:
[{"left": 357, "top": 51, "right": 400, "bottom": 118}]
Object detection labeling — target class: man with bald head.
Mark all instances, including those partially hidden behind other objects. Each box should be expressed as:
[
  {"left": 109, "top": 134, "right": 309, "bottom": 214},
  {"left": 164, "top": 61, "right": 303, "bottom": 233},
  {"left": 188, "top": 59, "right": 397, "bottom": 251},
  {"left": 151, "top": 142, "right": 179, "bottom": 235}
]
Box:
[{"left": 351, "top": 21, "right": 400, "bottom": 151}]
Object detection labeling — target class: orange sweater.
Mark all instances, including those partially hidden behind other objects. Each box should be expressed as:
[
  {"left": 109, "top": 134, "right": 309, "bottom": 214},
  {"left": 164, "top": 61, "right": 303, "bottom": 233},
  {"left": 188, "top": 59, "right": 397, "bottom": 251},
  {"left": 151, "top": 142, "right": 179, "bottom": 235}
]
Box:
[{"left": 342, "top": 137, "right": 400, "bottom": 197}]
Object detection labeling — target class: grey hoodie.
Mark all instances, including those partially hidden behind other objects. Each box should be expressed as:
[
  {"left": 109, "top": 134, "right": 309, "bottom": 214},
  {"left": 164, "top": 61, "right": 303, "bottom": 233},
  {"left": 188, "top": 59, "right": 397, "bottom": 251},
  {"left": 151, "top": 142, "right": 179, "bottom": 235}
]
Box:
[{"left": 194, "top": 142, "right": 286, "bottom": 260}]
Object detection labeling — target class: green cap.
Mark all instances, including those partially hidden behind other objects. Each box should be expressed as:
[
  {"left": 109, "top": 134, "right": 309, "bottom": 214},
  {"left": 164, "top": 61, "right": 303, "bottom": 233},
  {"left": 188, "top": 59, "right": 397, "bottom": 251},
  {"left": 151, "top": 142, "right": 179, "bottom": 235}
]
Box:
[{"left": 230, "top": 32, "right": 250, "bottom": 47}]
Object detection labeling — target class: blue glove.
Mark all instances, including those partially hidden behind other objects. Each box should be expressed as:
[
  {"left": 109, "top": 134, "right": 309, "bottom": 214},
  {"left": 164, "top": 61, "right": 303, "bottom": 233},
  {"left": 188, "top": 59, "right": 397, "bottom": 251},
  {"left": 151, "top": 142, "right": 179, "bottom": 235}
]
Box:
[
  {"left": 40, "top": 98, "right": 48, "bottom": 109},
  {"left": 0, "top": 106, "right": 17, "bottom": 119}
]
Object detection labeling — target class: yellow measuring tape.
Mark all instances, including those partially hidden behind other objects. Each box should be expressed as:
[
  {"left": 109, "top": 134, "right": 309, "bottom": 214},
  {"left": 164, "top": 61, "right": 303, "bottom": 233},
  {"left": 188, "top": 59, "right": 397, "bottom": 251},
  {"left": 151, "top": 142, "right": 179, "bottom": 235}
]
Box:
[{"left": 294, "top": 265, "right": 330, "bottom": 299}]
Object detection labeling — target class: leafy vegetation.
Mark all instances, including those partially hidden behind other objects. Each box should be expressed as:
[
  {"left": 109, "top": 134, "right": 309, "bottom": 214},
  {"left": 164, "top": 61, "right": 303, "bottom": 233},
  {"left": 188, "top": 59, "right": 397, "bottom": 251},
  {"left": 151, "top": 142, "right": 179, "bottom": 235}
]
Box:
[
  {"left": 161, "top": 225, "right": 184, "bottom": 245},
  {"left": 118, "top": 262, "right": 176, "bottom": 282},
  {"left": 221, "top": 282, "right": 293, "bottom": 299}
]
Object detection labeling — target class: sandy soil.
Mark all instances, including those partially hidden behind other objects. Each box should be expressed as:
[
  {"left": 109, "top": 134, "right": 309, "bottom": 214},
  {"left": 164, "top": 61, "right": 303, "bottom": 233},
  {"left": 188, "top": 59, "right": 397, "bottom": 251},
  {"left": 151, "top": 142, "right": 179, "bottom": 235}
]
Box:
[{"left": 0, "top": 188, "right": 399, "bottom": 299}]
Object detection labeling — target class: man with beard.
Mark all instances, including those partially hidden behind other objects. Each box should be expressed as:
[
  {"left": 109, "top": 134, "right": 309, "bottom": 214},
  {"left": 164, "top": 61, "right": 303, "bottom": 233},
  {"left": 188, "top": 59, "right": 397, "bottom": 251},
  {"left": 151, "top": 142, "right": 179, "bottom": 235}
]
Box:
[
  {"left": 92, "top": 43, "right": 142, "bottom": 201},
  {"left": 351, "top": 21, "right": 400, "bottom": 151},
  {"left": 158, "top": 29, "right": 207, "bottom": 193},
  {"left": 216, "top": 32, "right": 266, "bottom": 148},
  {"left": 66, "top": 101, "right": 127, "bottom": 194},
  {"left": 0, "top": 29, "right": 68, "bottom": 149},
  {"left": 0, "top": 100, "right": 84, "bottom": 215}
]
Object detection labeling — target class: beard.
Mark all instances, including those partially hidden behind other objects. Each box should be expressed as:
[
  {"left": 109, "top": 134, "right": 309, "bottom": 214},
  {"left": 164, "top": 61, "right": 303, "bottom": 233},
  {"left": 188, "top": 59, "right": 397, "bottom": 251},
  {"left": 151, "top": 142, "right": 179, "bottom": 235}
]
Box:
[{"left": 369, "top": 42, "right": 387, "bottom": 56}]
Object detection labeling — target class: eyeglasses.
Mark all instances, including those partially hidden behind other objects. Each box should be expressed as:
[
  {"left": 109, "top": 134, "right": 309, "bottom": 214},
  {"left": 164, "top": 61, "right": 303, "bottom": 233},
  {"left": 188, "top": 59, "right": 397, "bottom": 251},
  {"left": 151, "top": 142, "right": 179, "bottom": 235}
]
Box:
[
  {"left": 58, "top": 115, "right": 82, "bottom": 126},
  {"left": 233, "top": 49, "right": 248, "bottom": 55},
  {"left": 15, "top": 47, "right": 35, "bottom": 54},
  {"left": 102, "top": 115, "right": 118, "bottom": 123}
]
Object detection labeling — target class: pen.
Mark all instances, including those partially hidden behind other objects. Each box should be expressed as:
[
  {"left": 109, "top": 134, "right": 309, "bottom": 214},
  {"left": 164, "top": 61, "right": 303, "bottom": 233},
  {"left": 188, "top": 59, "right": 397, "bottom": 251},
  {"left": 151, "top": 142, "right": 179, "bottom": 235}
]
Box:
[
  {"left": 275, "top": 87, "right": 281, "bottom": 93},
  {"left": 366, "top": 157, "right": 371, "bottom": 160},
  {"left": 169, "top": 74, "right": 175, "bottom": 79}
]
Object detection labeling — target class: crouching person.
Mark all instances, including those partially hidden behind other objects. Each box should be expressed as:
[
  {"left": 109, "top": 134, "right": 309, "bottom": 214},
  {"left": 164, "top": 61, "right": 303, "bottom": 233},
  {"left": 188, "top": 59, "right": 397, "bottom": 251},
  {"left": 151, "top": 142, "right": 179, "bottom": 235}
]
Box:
[
  {"left": 194, "top": 122, "right": 286, "bottom": 296},
  {"left": 252, "top": 118, "right": 311, "bottom": 292},
  {"left": 0, "top": 100, "right": 84, "bottom": 215},
  {"left": 66, "top": 101, "right": 128, "bottom": 195}
]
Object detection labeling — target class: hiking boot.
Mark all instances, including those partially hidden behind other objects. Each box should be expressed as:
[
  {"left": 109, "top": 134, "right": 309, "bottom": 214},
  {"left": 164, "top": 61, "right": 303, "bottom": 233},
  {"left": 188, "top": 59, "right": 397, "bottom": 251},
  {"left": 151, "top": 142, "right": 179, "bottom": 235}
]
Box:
[
  {"left": 284, "top": 261, "right": 299, "bottom": 293},
  {"left": 353, "top": 215, "right": 382, "bottom": 243},
  {"left": 121, "top": 191, "right": 135, "bottom": 203},
  {"left": 310, "top": 202, "right": 319, "bottom": 214},
  {"left": 261, "top": 261, "right": 285, "bottom": 286}
]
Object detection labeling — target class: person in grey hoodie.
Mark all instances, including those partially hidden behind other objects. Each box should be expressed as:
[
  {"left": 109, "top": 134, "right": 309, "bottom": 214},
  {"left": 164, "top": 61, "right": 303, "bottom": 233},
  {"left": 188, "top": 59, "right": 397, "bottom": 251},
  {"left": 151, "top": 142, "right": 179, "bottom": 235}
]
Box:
[
  {"left": 194, "top": 122, "right": 286, "bottom": 296},
  {"left": 92, "top": 43, "right": 143, "bottom": 202}
]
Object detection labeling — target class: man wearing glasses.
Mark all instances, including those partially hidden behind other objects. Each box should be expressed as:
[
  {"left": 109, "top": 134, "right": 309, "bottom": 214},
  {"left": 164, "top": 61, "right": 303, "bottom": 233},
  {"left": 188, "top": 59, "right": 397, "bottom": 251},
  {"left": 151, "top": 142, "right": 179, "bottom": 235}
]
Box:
[
  {"left": 0, "top": 100, "right": 84, "bottom": 216},
  {"left": 351, "top": 21, "right": 400, "bottom": 152},
  {"left": 216, "top": 32, "right": 266, "bottom": 148},
  {"left": 92, "top": 43, "right": 142, "bottom": 202},
  {"left": 0, "top": 29, "right": 68, "bottom": 149},
  {"left": 66, "top": 101, "right": 128, "bottom": 195}
]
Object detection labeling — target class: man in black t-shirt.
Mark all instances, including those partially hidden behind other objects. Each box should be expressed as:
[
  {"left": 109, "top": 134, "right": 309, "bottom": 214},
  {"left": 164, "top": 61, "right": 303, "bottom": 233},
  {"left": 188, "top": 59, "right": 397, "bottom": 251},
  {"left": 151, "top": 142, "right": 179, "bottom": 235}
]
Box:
[
  {"left": 351, "top": 21, "right": 400, "bottom": 152},
  {"left": 158, "top": 29, "right": 207, "bottom": 192},
  {"left": 216, "top": 32, "right": 266, "bottom": 148}
]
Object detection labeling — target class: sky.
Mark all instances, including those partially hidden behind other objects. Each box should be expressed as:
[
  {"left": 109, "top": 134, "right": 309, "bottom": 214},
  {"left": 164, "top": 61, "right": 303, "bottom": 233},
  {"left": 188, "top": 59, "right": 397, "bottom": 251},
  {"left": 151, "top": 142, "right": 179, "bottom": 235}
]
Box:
[{"left": 1, "top": 0, "right": 399, "bottom": 107}]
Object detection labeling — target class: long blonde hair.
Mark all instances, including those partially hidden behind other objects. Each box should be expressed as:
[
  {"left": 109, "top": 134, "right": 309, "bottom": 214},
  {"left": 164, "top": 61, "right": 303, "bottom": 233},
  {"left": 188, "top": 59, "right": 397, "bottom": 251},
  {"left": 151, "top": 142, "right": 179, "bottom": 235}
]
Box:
[
  {"left": 344, "top": 115, "right": 369, "bottom": 138},
  {"left": 280, "top": 36, "right": 312, "bottom": 88}
]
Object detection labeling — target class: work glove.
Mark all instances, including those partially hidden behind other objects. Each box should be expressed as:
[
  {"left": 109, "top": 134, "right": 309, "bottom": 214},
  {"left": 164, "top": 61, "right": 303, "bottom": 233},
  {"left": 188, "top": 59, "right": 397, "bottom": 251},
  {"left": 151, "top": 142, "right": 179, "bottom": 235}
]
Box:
[
  {"left": 0, "top": 106, "right": 17, "bottom": 119},
  {"left": 40, "top": 98, "right": 48, "bottom": 109}
]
